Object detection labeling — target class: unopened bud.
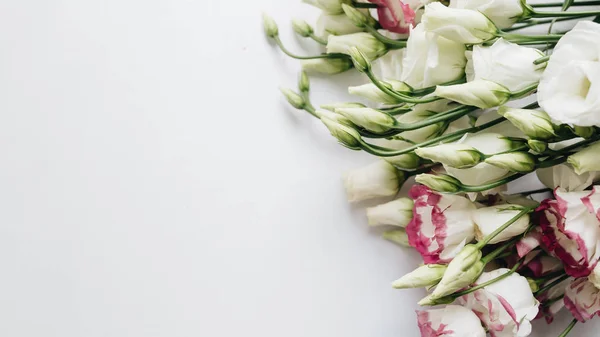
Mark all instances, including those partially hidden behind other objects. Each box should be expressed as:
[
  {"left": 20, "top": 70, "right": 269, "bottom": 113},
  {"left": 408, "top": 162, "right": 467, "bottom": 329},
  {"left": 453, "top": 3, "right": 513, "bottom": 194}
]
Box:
[
  {"left": 262, "top": 13, "right": 279, "bottom": 38},
  {"left": 366, "top": 198, "right": 414, "bottom": 228},
  {"left": 280, "top": 88, "right": 305, "bottom": 109},
  {"left": 314, "top": 109, "right": 353, "bottom": 126},
  {"left": 336, "top": 107, "right": 396, "bottom": 133},
  {"left": 348, "top": 80, "right": 411, "bottom": 104},
  {"left": 572, "top": 125, "right": 595, "bottom": 139},
  {"left": 341, "top": 3, "right": 369, "bottom": 27},
  {"left": 527, "top": 139, "right": 547, "bottom": 154},
  {"left": 484, "top": 152, "right": 536, "bottom": 173},
  {"left": 321, "top": 118, "right": 362, "bottom": 149},
  {"left": 382, "top": 229, "right": 410, "bottom": 247},
  {"left": 434, "top": 80, "right": 511, "bottom": 109},
  {"left": 347, "top": 46, "right": 371, "bottom": 72},
  {"left": 415, "top": 144, "right": 483, "bottom": 169},
  {"left": 567, "top": 141, "right": 600, "bottom": 175},
  {"left": 430, "top": 244, "right": 484, "bottom": 299},
  {"left": 328, "top": 33, "right": 387, "bottom": 63},
  {"left": 299, "top": 71, "right": 310, "bottom": 93},
  {"left": 301, "top": 58, "right": 353, "bottom": 75},
  {"left": 415, "top": 174, "right": 462, "bottom": 193},
  {"left": 321, "top": 102, "right": 366, "bottom": 111},
  {"left": 292, "top": 18, "right": 313, "bottom": 37},
  {"left": 392, "top": 264, "right": 447, "bottom": 289},
  {"left": 498, "top": 106, "right": 557, "bottom": 140}
]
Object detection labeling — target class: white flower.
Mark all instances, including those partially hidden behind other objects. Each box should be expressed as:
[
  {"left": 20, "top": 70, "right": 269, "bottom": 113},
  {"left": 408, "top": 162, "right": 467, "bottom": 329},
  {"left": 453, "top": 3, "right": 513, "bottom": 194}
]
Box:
[
  {"left": 383, "top": 229, "right": 410, "bottom": 246},
  {"left": 373, "top": 49, "right": 405, "bottom": 81},
  {"left": 564, "top": 278, "right": 600, "bottom": 322},
  {"left": 302, "top": 58, "right": 353, "bottom": 75},
  {"left": 393, "top": 264, "right": 446, "bottom": 289},
  {"left": 366, "top": 197, "right": 414, "bottom": 227},
  {"left": 426, "top": 244, "right": 483, "bottom": 299},
  {"left": 537, "top": 163, "right": 600, "bottom": 192},
  {"left": 422, "top": 2, "right": 497, "bottom": 44},
  {"left": 316, "top": 13, "right": 364, "bottom": 36},
  {"left": 415, "top": 144, "right": 482, "bottom": 168},
  {"left": 484, "top": 152, "right": 536, "bottom": 173},
  {"left": 406, "top": 185, "right": 476, "bottom": 264},
  {"left": 472, "top": 205, "right": 530, "bottom": 244},
  {"left": 327, "top": 33, "right": 388, "bottom": 61},
  {"left": 416, "top": 305, "right": 486, "bottom": 337},
  {"left": 467, "top": 39, "right": 545, "bottom": 92},
  {"left": 343, "top": 160, "right": 404, "bottom": 202},
  {"left": 400, "top": 24, "right": 466, "bottom": 89},
  {"left": 450, "top": 0, "right": 523, "bottom": 29},
  {"left": 458, "top": 269, "right": 539, "bottom": 337},
  {"left": 568, "top": 141, "right": 600, "bottom": 175},
  {"left": 539, "top": 187, "right": 600, "bottom": 277},
  {"left": 538, "top": 21, "right": 600, "bottom": 127},
  {"left": 348, "top": 80, "right": 411, "bottom": 104},
  {"left": 434, "top": 80, "right": 511, "bottom": 109},
  {"left": 336, "top": 107, "right": 396, "bottom": 133},
  {"left": 444, "top": 132, "right": 515, "bottom": 186}
]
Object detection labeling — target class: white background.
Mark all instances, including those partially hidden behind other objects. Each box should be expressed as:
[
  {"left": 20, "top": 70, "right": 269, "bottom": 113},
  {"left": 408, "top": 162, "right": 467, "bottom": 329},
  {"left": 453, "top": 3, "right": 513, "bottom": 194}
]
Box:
[{"left": 0, "top": 0, "right": 595, "bottom": 336}]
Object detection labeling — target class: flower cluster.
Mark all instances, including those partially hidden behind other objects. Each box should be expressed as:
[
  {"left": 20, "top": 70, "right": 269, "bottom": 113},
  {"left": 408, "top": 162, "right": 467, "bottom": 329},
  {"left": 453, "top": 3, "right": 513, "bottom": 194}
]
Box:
[{"left": 265, "top": 0, "right": 600, "bottom": 335}]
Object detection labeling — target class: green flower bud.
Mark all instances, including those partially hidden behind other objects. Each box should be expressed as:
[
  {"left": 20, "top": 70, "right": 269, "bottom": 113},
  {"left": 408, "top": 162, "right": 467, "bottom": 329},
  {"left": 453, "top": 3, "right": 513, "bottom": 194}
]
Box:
[
  {"left": 429, "top": 244, "right": 484, "bottom": 299},
  {"left": 292, "top": 18, "right": 313, "bottom": 37},
  {"left": 484, "top": 152, "right": 536, "bottom": 173},
  {"left": 527, "top": 139, "right": 547, "bottom": 154},
  {"left": 348, "top": 80, "right": 412, "bottom": 104},
  {"left": 415, "top": 144, "right": 484, "bottom": 169},
  {"left": 498, "top": 106, "right": 557, "bottom": 140},
  {"left": 572, "top": 125, "right": 595, "bottom": 139},
  {"left": 320, "top": 102, "right": 366, "bottom": 111},
  {"left": 347, "top": 46, "right": 371, "bottom": 73},
  {"left": 415, "top": 173, "right": 462, "bottom": 193},
  {"left": 328, "top": 33, "right": 387, "bottom": 64},
  {"left": 301, "top": 58, "right": 353, "bottom": 75},
  {"left": 279, "top": 88, "right": 305, "bottom": 109},
  {"left": 262, "top": 13, "right": 279, "bottom": 38},
  {"left": 434, "top": 80, "right": 511, "bottom": 109},
  {"left": 341, "top": 3, "right": 368, "bottom": 27},
  {"left": 299, "top": 71, "right": 310, "bottom": 93},
  {"left": 336, "top": 107, "right": 396, "bottom": 133},
  {"left": 567, "top": 141, "right": 600, "bottom": 175},
  {"left": 382, "top": 229, "right": 410, "bottom": 247},
  {"left": 314, "top": 109, "right": 353, "bottom": 126},
  {"left": 392, "top": 264, "right": 447, "bottom": 289},
  {"left": 321, "top": 117, "right": 362, "bottom": 149}
]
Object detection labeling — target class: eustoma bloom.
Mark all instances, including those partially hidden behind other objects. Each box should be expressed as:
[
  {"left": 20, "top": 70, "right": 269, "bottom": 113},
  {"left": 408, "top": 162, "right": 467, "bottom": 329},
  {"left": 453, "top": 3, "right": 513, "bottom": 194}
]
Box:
[
  {"left": 449, "top": 0, "right": 523, "bottom": 29},
  {"left": 564, "top": 278, "right": 600, "bottom": 322},
  {"left": 406, "top": 185, "right": 476, "bottom": 264},
  {"left": 458, "top": 269, "right": 540, "bottom": 337},
  {"left": 537, "top": 163, "right": 600, "bottom": 192},
  {"left": 539, "top": 187, "right": 600, "bottom": 277},
  {"left": 343, "top": 160, "right": 405, "bottom": 202},
  {"left": 368, "top": 0, "right": 416, "bottom": 34},
  {"left": 416, "top": 305, "right": 487, "bottom": 337}
]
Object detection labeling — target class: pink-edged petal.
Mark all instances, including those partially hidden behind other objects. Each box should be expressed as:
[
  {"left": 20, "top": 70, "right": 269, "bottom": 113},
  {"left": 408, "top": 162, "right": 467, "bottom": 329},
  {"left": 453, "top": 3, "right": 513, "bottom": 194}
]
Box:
[
  {"left": 564, "top": 278, "right": 600, "bottom": 322},
  {"left": 516, "top": 229, "right": 542, "bottom": 258},
  {"left": 369, "top": 0, "right": 416, "bottom": 34}
]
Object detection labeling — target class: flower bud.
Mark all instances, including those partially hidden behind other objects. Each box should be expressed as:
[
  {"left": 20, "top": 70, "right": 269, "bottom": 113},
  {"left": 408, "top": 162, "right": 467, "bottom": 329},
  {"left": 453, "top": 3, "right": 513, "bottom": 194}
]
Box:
[
  {"left": 292, "top": 19, "right": 313, "bottom": 37},
  {"left": 572, "top": 125, "right": 595, "bottom": 139},
  {"left": 344, "top": 160, "right": 405, "bottom": 202},
  {"left": 434, "top": 80, "right": 511, "bottom": 109},
  {"left": 415, "top": 144, "right": 484, "bottom": 169},
  {"left": 279, "top": 88, "right": 305, "bottom": 109},
  {"left": 430, "top": 244, "right": 484, "bottom": 299},
  {"left": 321, "top": 118, "right": 362, "bottom": 149},
  {"left": 336, "top": 107, "right": 396, "bottom": 133},
  {"left": 262, "top": 13, "right": 279, "bottom": 38},
  {"left": 302, "top": 0, "right": 349, "bottom": 14},
  {"left": 341, "top": 3, "right": 368, "bottom": 27},
  {"left": 415, "top": 174, "right": 462, "bottom": 193},
  {"left": 382, "top": 229, "right": 410, "bottom": 247},
  {"left": 498, "top": 106, "right": 557, "bottom": 140},
  {"left": 393, "top": 264, "right": 447, "bottom": 289},
  {"left": 366, "top": 198, "right": 414, "bottom": 227},
  {"left": 348, "top": 81, "right": 411, "bottom": 104},
  {"left": 327, "top": 33, "right": 387, "bottom": 63},
  {"left": 314, "top": 109, "right": 353, "bottom": 126},
  {"left": 320, "top": 102, "right": 366, "bottom": 111},
  {"left": 301, "top": 58, "right": 353, "bottom": 75},
  {"left": 298, "top": 71, "right": 310, "bottom": 93},
  {"left": 484, "top": 152, "right": 536, "bottom": 173},
  {"left": 347, "top": 46, "right": 371, "bottom": 73},
  {"left": 567, "top": 141, "right": 600, "bottom": 174},
  {"left": 422, "top": 3, "right": 497, "bottom": 44},
  {"left": 527, "top": 139, "right": 547, "bottom": 154}
]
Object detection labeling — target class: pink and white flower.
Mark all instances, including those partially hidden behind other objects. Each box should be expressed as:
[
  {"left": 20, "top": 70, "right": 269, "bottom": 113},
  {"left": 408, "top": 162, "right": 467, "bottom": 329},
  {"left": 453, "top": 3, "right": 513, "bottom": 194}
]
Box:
[
  {"left": 406, "top": 185, "right": 476, "bottom": 264},
  {"left": 525, "top": 255, "right": 563, "bottom": 278},
  {"left": 536, "top": 276, "right": 571, "bottom": 324},
  {"left": 539, "top": 187, "right": 600, "bottom": 277},
  {"left": 417, "top": 305, "right": 486, "bottom": 337},
  {"left": 516, "top": 228, "right": 543, "bottom": 258},
  {"left": 369, "top": 0, "right": 417, "bottom": 34},
  {"left": 458, "top": 269, "right": 539, "bottom": 337},
  {"left": 564, "top": 277, "right": 600, "bottom": 322}
]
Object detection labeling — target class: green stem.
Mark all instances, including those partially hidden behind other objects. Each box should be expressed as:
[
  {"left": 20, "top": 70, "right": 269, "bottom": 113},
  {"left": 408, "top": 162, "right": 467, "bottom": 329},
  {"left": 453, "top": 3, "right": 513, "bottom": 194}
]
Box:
[
  {"left": 542, "top": 294, "right": 565, "bottom": 307},
  {"left": 453, "top": 259, "right": 524, "bottom": 297},
  {"left": 352, "top": 1, "right": 379, "bottom": 8},
  {"left": 532, "top": 0, "right": 600, "bottom": 6},
  {"left": 309, "top": 33, "right": 327, "bottom": 45},
  {"left": 534, "top": 55, "right": 551, "bottom": 65},
  {"left": 405, "top": 164, "right": 439, "bottom": 177},
  {"left": 557, "top": 319, "right": 578, "bottom": 337},
  {"left": 411, "top": 77, "right": 467, "bottom": 97},
  {"left": 519, "top": 187, "right": 553, "bottom": 195},
  {"left": 274, "top": 36, "right": 348, "bottom": 60},
  {"left": 499, "top": 31, "right": 564, "bottom": 43},
  {"left": 390, "top": 106, "right": 477, "bottom": 131},
  {"left": 476, "top": 208, "right": 534, "bottom": 249},
  {"left": 536, "top": 274, "right": 570, "bottom": 295},
  {"left": 531, "top": 8, "right": 600, "bottom": 17},
  {"left": 460, "top": 173, "right": 526, "bottom": 193},
  {"left": 365, "top": 69, "right": 440, "bottom": 104},
  {"left": 504, "top": 15, "right": 592, "bottom": 31},
  {"left": 365, "top": 25, "right": 407, "bottom": 49},
  {"left": 510, "top": 83, "right": 539, "bottom": 98}
]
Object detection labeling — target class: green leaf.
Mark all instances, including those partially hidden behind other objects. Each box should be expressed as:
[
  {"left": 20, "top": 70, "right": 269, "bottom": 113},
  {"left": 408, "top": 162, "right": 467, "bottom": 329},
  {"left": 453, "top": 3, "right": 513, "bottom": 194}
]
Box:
[{"left": 562, "top": 0, "right": 574, "bottom": 11}]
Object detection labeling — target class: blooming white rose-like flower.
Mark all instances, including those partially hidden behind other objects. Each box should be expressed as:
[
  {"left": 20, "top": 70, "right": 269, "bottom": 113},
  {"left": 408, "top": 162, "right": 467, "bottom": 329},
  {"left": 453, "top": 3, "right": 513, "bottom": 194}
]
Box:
[
  {"left": 537, "top": 163, "right": 600, "bottom": 192},
  {"left": 539, "top": 187, "right": 600, "bottom": 277},
  {"left": 366, "top": 197, "right": 414, "bottom": 227},
  {"left": 343, "top": 160, "right": 404, "bottom": 202},
  {"left": 466, "top": 39, "right": 545, "bottom": 92},
  {"left": 406, "top": 185, "right": 477, "bottom": 264},
  {"left": 327, "top": 33, "right": 388, "bottom": 61},
  {"left": 422, "top": 2, "right": 497, "bottom": 44},
  {"left": 564, "top": 278, "right": 600, "bottom": 322},
  {"left": 568, "top": 141, "right": 600, "bottom": 175},
  {"left": 400, "top": 24, "right": 466, "bottom": 89},
  {"left": 444, "top": 132, "right": 514, "bottom": 187},
  {"left": 450, "top": 0, "right": 523, "bottom": 29},
  {"left": 538, "top": 21, "right": 600, "bottom": 127},
  {"left": 416, "top": 305, "right": 487, "bottom": 337},
  {"left": 316, "top": 13, "right": 364, "bottom": 36},
  {"left": 458, "top": 269, "right": 539, "bottom": 337},
  {"left": 472, "top": 205, "right": 530, "bottom": 244}
]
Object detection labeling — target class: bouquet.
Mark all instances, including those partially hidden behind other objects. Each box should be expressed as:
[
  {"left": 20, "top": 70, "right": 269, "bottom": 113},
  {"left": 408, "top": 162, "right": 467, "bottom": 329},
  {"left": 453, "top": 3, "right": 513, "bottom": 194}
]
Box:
[{"left": 263, "top": 0, "right": 600, "bottom": 335}]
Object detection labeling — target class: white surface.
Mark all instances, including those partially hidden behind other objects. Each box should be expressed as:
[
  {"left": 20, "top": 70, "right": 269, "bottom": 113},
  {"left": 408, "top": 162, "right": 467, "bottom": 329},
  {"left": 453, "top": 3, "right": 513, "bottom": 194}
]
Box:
[{"left": 0, "top": 1, "right": 595, "bottom": 336}]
